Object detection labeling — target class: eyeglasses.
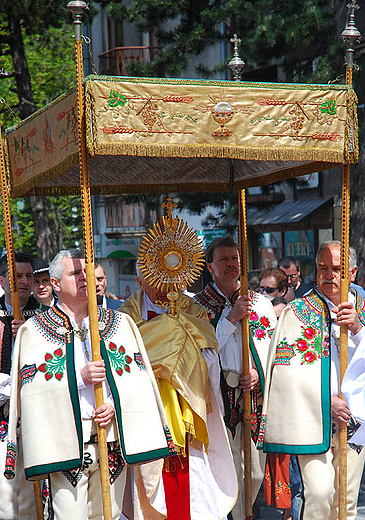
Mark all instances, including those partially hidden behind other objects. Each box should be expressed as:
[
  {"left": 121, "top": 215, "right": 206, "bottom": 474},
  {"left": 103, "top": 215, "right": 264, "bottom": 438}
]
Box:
[
  {"left": 259, "top": 286, "right": 278, "bottom": 294},
  {"left": 287, "top": 274, "right": 298, "bottom": 280}
]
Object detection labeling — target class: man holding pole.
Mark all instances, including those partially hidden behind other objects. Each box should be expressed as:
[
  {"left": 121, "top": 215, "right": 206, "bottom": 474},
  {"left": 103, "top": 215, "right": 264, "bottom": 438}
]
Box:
[
  {"left": 258, "top": 240, "right": 365, "bottom": 520},
  {"left": 194, "top": 236, "right": 277, "bottom": 519},
  {"left": 5, "top": 249, "right": 173, "bottom": 520}
]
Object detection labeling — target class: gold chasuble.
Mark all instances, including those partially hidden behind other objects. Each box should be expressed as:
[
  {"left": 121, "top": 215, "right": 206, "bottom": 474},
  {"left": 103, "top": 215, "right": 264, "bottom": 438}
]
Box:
[{"left": 120, "top": 289, "right": 219, "bottom": 454}]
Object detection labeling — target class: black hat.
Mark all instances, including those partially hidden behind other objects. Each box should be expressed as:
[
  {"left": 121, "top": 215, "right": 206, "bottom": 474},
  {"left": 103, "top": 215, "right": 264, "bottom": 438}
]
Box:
[{"left": 33, "top": 258, "right": 49, "bottom": 275}]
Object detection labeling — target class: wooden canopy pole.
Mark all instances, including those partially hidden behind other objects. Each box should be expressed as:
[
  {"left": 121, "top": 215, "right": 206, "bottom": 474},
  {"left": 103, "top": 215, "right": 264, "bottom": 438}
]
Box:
[
  {"left": 0, "top": 128, "right": 43, "bottom": 518},
  {"left": 228, "top": 34, "right": 252, "bottom": 520},
  {"left": 339, "top": 165, "right": 349, "bottom": 520},
  {"left": 339, "top": 3, "right": 361, "bottom": 519},
  {"left": 239, "top": 189, "right": 253, "bottom": 520},
  {"left": 339, "top": 3, "right": 362, "bottom": 519},
  {"left": 66, "top": 2, "right": 112, "bottom": 519}
]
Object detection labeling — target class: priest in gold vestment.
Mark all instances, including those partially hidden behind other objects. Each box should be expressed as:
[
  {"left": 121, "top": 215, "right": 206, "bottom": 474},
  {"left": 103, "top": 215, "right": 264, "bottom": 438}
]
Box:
[{"left": 120, "top": 201, "right": 237, "bottom": 520}]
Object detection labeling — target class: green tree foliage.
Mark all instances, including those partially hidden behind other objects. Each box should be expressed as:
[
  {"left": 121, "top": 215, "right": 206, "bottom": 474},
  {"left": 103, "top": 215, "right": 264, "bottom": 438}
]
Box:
[
  {"left": 0, "top": 199, "right": 36, "bottom": 255},
  {"left": 106, "top": 0, "right": 365, "bottom": 251},
  {"left": 0, "top": 0, "right": 89, "bottom": 260},
  {"left": 0, "top": 196, "right": 83, "bottom": 258},
  {"left": 0, "top": 25, "right": 75, "bottom": 127},
  {"left": 106, "top": 0, "right": 338, "bottom": 79}
]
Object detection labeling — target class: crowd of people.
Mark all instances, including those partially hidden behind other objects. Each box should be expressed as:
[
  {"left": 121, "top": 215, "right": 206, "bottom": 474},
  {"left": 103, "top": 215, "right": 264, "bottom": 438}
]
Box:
[{"left": 1, "top": 232, "right": 365, "bottom": 520}]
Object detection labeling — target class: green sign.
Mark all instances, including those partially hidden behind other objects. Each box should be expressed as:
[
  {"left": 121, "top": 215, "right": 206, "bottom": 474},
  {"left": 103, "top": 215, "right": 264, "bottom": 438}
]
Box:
[{"left": 197, "top": 229, "right": 226, "bottom": 247}]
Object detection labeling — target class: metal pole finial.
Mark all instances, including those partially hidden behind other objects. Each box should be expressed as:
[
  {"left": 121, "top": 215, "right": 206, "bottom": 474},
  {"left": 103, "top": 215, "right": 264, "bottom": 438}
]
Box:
[
  {"left": 341, "top": 0, "right": 362, "bottom": 70},
  {"left": 67, "top": 0, "right": 88, "bottom": 40},
  {"left": 228, "top": 34, "right": 245, "bottom": 81}
]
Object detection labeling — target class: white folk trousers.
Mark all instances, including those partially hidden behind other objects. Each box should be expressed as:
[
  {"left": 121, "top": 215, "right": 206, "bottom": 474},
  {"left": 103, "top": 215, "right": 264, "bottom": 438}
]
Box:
[
  {"left": 49, "top": 442, "right": 126, "bottom": 520},
  {"left": 228, "top": 422, "right": 265, "bottom": 520},
  {"left": 0, "top": 432, "right": 36, "bottom": 520},
  {"left": 298, "top": 426, "right": 365, "bottom": 520}
]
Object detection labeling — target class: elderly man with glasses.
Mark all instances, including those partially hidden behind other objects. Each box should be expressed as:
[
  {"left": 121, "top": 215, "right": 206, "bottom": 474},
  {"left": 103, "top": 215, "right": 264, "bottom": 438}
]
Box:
[
  {"left": 278, "top": 256, "right": 312, "bottom": 298},
  {"left": 194, "top": 236, "right": 277, "bottom": 520}
]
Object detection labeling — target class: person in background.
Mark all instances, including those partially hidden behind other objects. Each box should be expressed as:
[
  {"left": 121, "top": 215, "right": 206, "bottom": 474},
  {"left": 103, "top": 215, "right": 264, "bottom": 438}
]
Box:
[
  {"left": 248, "top": 269, "right": 261, "bottom": 292},
  {"left": 278, "top": 256, "right": 312, "bottom": 298},
  {"left": 271, "top": 296, "right": 287, "bottom": 319},
  {"left": 0, "top": 252, "right": 42, "bottom": 519},
  {"left": 259, "top": 267, "right": 294, "bottom": 301},
  {"left": 32, "top": 258, "right": 55, "bottom": 307},
  {"left": 95, "top": 263, "right": 123, "bottom": 310}
]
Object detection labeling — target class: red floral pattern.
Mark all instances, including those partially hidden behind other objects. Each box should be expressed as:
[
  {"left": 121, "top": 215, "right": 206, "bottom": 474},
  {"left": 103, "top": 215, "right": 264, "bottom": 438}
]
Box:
[
  {"left": 274, "top": 326, "right": 329, "bottom": 366},
  {"left": 249, "top": 312, "right": 271, "bottom": 341},
  {"left": 107, "top": 342, "right": 133, "bottom": 376},
  {"left": 38, "top": 348, "right": 65, "bottom": 381}
]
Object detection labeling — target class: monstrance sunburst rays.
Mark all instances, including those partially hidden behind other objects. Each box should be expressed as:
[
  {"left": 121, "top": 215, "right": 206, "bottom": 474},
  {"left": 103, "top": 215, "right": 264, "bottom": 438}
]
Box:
[{"left": 138, "top": 199, "right": 205, "bottom": 312}]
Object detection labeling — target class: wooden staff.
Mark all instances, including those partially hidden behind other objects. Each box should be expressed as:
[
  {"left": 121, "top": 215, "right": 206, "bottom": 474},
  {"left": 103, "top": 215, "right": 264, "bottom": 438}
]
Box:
[
  {"left": 339, "top": 2, "right": 361, "bottom": 515},
  {"left": 0, "top": 128, "right": 43, "bottom": 518},
  {"left": 338, "top": 63, "right": 352, "bottom": 520},
  {"left": 67, "top": 2, "right": 112, "bottom": 518},
  {"left": 239, "top": 189, "right": 253, "bottom": 519},
  {"left": 339, "top": 162, "right": 349, "bottom": 520}
]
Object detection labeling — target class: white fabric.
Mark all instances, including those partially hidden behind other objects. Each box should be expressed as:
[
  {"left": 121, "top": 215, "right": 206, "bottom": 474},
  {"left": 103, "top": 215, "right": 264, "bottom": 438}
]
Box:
[
  {"left": 144, "top": 378, "right": 237, "bottom": 520},
  {"left": 342, "top": 331, "right": 365, "bottom": 444},
  {"left": 214, "top": 287, "right": 276, "bottom": 517},
  {"left": 0, "top": 432, "right": 36, "bottom": 520},
  {"left": 139, "top": 291, "right": 237, "bottom": 519},
  {"left": 201, "top": 348, "right": 224, "bottom": 414},
  {"left": 297, "top": 425, "right": 365, "bottom": 520},
  {"left": 50, "top": 442, "right": 126, "bottom": 520},
  {"left": 189, "top": 382, "right": 237, "bottom": 519},
  {"left": 322, "top": 292, "right": 365, "bottom": 396},
  {"left": 213, "top": 283, "right": 244, "bottom": 373},
  {"left": 70, "top": 314, "right": 113, "bottom": 419},
  {"left": 229, "top": 425, "right": 265, "bottom": 520}
]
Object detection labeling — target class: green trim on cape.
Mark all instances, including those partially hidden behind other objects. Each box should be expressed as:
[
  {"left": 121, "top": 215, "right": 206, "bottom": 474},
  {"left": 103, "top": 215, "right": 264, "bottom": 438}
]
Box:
[
  {"left": 25, "top": 458, "right": 82, "bottom": 480},
  {"left": 65, "top": 329, "right": 84, "bottom": 462},
  {"left": 250, "top": 330, "right": 265, "bottom": 392},
  {"left": 101, "top": 340, "right": 171, "bottom": 464}
]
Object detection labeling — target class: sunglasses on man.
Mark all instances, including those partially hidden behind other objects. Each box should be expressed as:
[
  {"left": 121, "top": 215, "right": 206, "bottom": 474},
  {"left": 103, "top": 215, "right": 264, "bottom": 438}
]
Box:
[{"left": 259, "top": 286, "right": 278, "bottom": 294}]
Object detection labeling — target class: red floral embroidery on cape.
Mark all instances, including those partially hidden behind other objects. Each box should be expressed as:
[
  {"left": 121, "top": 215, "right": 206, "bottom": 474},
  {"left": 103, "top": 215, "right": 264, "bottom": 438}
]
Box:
[
  {"left": 275, "top": 327, "right": 329, "bottom": 366},
  {"left": 38, "top": 348, "right": 66, "bottom": 381},
  {"left": 107, "top": 342, "right": 132, "bottom": 375},
  {"left": 249, "top": 312, "right": 271, "bottom": 340},
  {"left": 292, "top": 326, "right": 329, "bottom": 364}
]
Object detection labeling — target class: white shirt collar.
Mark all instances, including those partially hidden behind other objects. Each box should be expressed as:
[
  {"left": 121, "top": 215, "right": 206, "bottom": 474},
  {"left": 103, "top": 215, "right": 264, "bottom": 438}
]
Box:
[{"left": 317, "top": 290, "right": 355, "bottom": 320}]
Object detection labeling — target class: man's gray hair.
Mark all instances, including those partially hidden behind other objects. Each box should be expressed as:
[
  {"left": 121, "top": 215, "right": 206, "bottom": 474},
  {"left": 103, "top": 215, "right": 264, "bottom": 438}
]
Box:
[
  {"left": 49, "top": 249, "right": 84, "bottom": 280},
  {"left": 135, "top": 261, "right": 142, "bottom": 279},
  {"left": 315, "top": 240, "right": 357, "bottom": 270}
]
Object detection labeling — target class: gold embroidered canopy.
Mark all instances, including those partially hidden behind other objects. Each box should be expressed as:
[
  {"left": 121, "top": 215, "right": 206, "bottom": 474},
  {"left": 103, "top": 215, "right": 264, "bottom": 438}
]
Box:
[{"left": 4, "top": 75, "right": 358, "bottom": 197}]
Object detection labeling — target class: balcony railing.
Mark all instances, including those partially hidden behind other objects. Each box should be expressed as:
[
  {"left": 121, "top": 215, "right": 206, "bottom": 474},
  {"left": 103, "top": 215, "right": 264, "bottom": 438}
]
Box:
[
  {"left": 103, "top": 197, "right": 157, "bottom": 231},
  {"left": 98, "top": 46, "right": 161, "bottom": 76}
]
